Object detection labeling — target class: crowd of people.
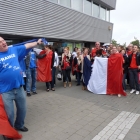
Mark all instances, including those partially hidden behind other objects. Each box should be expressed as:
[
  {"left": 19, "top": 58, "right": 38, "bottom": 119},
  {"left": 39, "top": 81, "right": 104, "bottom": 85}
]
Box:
[
  {"left": 20, "top": 41, "right": 140, "bottom": 96},
  {"left": 0, "top": 36, "right": 140, "bottom": 140},
  {"left": 57, "top": 42, "right": 140, "bottom": 96}
]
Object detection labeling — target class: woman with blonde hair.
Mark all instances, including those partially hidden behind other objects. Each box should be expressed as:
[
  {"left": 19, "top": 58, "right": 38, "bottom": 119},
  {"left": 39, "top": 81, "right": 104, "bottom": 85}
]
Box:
[
  {"left": 61, "top": 47, "right": 72, "bottom": 88},
  {"left": 73, "top": 48, "right": 82, "bottom": 86}
]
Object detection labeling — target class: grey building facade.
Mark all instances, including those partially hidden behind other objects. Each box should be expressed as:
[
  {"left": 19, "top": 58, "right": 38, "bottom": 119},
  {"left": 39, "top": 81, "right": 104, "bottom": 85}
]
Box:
[{"left": 0, "top": 0, "right": 116, "bottom": 50}]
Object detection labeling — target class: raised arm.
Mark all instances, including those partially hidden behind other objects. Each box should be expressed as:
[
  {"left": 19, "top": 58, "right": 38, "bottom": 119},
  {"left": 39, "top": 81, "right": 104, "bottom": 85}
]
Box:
[{"left": 25, "top": 39, "right": 42, "bottom": 49}]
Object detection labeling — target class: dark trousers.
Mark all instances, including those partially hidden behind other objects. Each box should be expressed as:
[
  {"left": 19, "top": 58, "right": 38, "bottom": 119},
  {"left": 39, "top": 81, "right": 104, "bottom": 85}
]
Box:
[
  {"left": 129, "top": 69, "right": 140, "bottom": 91},
  {"left": 52, "top": 67, "right": 56, "bottom": 85},
  {"left": 122, "top": 73, "right": 126, "bottom": 91},
  {"left": 77, "top": 72, "right": 82, "bottom": 85},
  {"left": 126, "top": 73, "right": 129, "bottom": 84},
  {"left": 23, "top": 77, "right": 26, "bottom": 91},
  {"left": 46, "top": 81, "right": 53, "bottom": 89},
  {"left": 62, "top": 69, "right": 71, "bottom": 82}
]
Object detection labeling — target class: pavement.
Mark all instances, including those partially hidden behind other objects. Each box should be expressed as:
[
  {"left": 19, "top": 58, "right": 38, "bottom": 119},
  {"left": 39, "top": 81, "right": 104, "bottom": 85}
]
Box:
[{"left": 1, "top": 78, "right": 140, "bottom": 140}]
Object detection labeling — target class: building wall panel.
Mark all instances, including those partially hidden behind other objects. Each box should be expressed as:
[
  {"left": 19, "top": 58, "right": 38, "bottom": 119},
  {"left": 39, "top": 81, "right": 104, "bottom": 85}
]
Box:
[
  {"left": 100, "top": 0, "right": 117, "bottom": 9},
  {"left": 0, "top": 0, "right": 114, "bottom": 43}
]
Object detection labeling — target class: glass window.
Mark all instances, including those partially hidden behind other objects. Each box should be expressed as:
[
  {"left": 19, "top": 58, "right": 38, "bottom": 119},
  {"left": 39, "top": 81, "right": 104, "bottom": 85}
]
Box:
[
  {"left": 84, "top": 0, "right": 92, "bottom": 15},
  {"left": 60, "top": 0, "right": 71, "bottom": 8},
  {"left": 75, "top": 43, "right": 82, "bottom": 50},
  {"left": 92, "top": 3, "right": 99, "bottom": 18},
  {"left": 72, "top": 0, "right": 83, "bottom": 12},
  {"left": 67, "top": 43, "right": 73, "bottom": 53},
  {"left": 106, "top": 10, "right": 110, "bottom": 21},
  {"left": 100, "top": 7, "right": 106, "bottom": 20},
  {"left": 48, "top": 0, "right": 58, "bottom": 3}
]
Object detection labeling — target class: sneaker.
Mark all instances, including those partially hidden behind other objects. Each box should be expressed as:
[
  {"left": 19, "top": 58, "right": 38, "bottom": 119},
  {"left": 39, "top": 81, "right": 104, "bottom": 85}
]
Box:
[
  {"left": 15, "top": 126, "right": 28, "bottom": 132},
  {"left": 27, "top": 92, "right": 31, "bottom": 96},
  {"left": 76, "top": 84, "right": 80, "bottom": 86},
  {"left": 118, "top": 94, "right": 121, "bottom": 97},
  {"left": 46, "top": 89, "right": 50, "bottom": 92},
  {"left": 136, "top": 91, "right": 139, "bottom": 95},
  {"left": 130, "top": 89, "right": 135, "bottom": 94},
  {"left": 51, "top": 88, "right": 55, "bottom": 91},
  {"left": 32, "top": 92, "right": 37, "bottom": 95}
]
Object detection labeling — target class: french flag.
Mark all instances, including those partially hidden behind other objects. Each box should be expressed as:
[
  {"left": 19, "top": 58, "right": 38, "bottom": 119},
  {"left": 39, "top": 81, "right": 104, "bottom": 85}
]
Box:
[{"left": 87, "top": 54, "right": 127, "bottom": 96}]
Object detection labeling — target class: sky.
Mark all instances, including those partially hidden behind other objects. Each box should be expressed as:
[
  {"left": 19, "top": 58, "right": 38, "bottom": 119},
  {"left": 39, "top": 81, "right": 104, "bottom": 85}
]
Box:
[{"left": 110, "top": 0, "right": 140, "bottom": 45}]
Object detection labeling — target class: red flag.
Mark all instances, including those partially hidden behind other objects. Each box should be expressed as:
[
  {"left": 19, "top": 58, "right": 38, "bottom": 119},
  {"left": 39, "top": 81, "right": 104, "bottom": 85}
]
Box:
[
  {"left": 107, "top": 53, "right": 126, "bottom": 96},
  {"left": 37, "top": 50, "right": 53, "bottom": 82},
  {"left": 0, "top": 95, "right": 22, "bottom": 139}
]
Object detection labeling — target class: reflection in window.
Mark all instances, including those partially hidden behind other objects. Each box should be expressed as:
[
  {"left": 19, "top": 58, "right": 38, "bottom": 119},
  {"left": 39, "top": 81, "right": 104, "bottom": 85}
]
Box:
[
  {"left": 72, "top": 0, "right": 83, "bottom": 12},
  {"left": 84, "top": 0, "right": 92, "bottom": 15},
  {"left": 93, "top": 3, "right": 99, "bottom": 18},
  {"left": 60, "top": 0, "right": 71, "bottom": 8},
  {"left": 100, "top": 7, "right": 106, "bottom": 20},
  {"left": 106, "top": 10, "right": 110, "bottom": 21},
  {"left": 48, "top": 0, "right": 58, "bottom": 3}
]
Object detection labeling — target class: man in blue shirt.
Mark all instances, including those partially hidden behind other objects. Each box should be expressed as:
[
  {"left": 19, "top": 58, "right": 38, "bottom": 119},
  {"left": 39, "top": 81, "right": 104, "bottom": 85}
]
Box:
[
  {"left": 0, "top": 37, "right": 42, "bottom": 140},
  {"left": 25, "top": 49, "right": 38, "bottom": 96}
]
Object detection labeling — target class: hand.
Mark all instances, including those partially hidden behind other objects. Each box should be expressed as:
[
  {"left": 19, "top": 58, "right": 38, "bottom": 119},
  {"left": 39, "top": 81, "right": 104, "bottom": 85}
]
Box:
[
  {"left": 37, "top": 39, "right": 42, "bottom": 45},
  {"left": 138, "top": 66, "right": 140, "bottom": 69}
]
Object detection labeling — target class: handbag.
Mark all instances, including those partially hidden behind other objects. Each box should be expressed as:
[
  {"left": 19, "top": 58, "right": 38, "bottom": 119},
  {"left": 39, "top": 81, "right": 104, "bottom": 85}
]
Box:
[{"left": 57, "top": 71, "right": 62, "bottom": 81}]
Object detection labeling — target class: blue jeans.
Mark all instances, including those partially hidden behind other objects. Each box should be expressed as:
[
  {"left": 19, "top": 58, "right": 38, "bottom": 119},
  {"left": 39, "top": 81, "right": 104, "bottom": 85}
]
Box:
[
  {"left": 129, "top": 69, "right": 140, "bottom": 91},
  {"left": 1, "top": 87, "right": 26, "bottom": 128},
  {"left": 26, "top": 68, "right": 36, "bottom": 92}
]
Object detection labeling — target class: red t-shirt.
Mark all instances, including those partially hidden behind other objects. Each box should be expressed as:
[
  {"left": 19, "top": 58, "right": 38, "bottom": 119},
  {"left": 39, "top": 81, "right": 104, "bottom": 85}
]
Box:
[
  {"left": 91, "top": 48, "right": 106, "bottom": 57},
  {"left": 130, "top": 54, "right": 137, "bottom": 69},
  {"left": 62, "top": 55, "right": 70, "bottom": 70},
  {"left": 126, "top": 50, "right": 132, "bottom": 56},
  {"left": 102, "top": 49, "right": 107, "bottom": 55},
  {"left": 91, "top": 48, "right": 98, "bottom": 57}
]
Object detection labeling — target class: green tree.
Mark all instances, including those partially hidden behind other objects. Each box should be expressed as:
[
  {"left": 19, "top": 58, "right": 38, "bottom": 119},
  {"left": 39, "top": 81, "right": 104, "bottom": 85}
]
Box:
[
  {"left": 111, "top": 39, "right": 120, "bottom": 46},
  {"left": 131, "top": 37, "right": 140, "bottom": 47},
  {"left": 122, "top": 42, "right": 126, "bottom": 48}
]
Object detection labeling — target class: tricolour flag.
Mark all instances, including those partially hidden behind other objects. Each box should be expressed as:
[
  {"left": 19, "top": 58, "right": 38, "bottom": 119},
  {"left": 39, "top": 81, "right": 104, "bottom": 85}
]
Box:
[{"left": 87, "top": 54, "right": 127, "bottom": 96}]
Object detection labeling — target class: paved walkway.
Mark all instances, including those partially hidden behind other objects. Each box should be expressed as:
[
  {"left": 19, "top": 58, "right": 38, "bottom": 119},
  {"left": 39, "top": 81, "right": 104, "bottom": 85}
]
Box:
[{"left": 1, "top": 79, "right": 140, "bottom": 140}]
